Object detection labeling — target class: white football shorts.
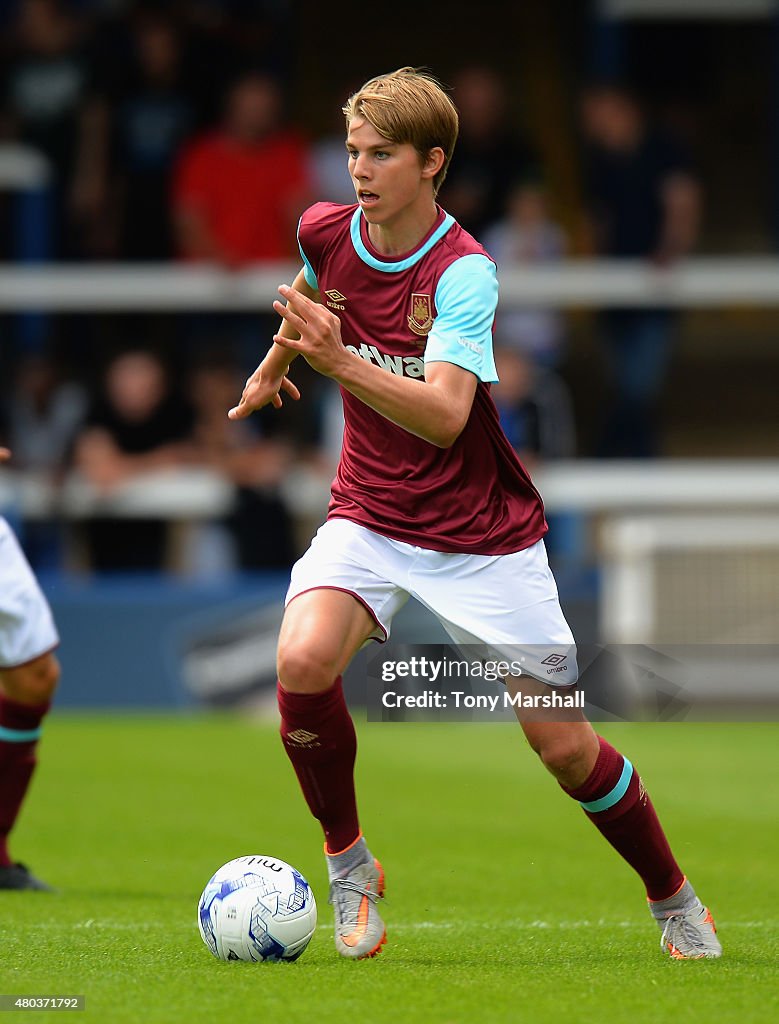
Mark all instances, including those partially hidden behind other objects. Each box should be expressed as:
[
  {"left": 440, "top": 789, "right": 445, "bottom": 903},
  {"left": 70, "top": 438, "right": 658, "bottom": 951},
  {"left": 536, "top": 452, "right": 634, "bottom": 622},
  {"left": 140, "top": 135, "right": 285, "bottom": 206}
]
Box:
[
  {"left": 286, "top": 518, "right": 577, "bottom": 685},
  {"left": 0, "top": 517, "right": 60, "bottom": 670}
]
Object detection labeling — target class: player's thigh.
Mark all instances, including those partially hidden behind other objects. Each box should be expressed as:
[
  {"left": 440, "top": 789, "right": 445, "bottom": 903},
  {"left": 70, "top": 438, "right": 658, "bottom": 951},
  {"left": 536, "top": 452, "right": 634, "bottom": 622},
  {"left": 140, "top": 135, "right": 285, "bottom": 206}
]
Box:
[
  {"left": 277, "top": 588, "right": 377, "bottom": 693},
  {"left": 0, "top": 650, "right": 60, "bottom": 705},
  {"left": 279, "top": 519, "right": 410, "bottom": 692}
]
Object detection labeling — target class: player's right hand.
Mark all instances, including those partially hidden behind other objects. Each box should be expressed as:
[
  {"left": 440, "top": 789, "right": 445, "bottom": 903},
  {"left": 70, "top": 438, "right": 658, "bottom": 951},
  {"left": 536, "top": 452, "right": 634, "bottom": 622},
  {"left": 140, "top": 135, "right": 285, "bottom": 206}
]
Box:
[
  {"left": 228, "top": 370, "right": 300, "bottom": 420},
  {"left": 0, "top": 448, "right": 11, "bottom": 462}
]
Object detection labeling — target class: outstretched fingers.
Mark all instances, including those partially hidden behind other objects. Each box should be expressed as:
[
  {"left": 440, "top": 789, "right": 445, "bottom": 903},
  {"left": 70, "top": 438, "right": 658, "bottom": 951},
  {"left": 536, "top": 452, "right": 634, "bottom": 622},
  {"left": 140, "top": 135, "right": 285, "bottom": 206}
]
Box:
[
  {"left": 228, "top": 374, "right": 299, "bottom": 420},
  {"left": 280, "top": 376, "right": 301, "bottom": 400},
  {"left": 273, "top": 298, "right": 308, "bottom": 334}
]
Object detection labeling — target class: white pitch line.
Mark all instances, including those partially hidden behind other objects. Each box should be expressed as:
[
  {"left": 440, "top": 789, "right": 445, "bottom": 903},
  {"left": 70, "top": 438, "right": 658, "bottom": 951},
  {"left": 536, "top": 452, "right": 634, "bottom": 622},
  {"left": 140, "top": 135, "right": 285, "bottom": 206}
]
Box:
[
  {"left": 35, "top": 918, "right": 771, "bottom": 934},
  {"left": 316, "top": 920, "right": 774, "bottom": 932}
]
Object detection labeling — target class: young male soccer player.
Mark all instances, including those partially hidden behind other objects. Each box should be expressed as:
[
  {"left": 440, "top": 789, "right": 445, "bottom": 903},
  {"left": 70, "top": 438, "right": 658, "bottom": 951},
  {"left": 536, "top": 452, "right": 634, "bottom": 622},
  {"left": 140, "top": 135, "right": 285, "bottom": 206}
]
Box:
[
  {"left": 229, "top": 69, "right": 721, "bottom": 961},
  {"left": 0, "top": 448, "right": 58, "bottom": 890}
]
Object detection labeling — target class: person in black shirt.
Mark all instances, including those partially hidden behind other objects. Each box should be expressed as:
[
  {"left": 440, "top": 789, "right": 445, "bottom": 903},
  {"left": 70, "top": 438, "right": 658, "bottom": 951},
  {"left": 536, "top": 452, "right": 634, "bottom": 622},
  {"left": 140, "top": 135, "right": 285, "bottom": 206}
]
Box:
[{"left": 73, "top": 349, "right": 195, "bottom": 570}]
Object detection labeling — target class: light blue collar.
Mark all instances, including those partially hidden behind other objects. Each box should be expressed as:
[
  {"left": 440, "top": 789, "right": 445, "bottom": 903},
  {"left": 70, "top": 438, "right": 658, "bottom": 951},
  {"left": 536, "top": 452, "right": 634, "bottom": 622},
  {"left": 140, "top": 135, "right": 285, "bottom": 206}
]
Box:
[{"left": 350, "top": 208, "right": 455, "bottom": 272}]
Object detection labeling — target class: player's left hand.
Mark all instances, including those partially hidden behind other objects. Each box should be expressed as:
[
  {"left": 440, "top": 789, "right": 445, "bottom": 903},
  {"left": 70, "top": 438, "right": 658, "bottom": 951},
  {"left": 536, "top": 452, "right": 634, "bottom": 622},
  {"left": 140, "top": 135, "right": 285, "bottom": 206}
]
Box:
[
  {"left": 228, "top": 363, "right": 300, "bottom": 420},
  {"left": 0, "top": 448, "right": 11, "bottom": 462},
  {"left": 272, "top": 285, "right": 349, "bottom": 379}
]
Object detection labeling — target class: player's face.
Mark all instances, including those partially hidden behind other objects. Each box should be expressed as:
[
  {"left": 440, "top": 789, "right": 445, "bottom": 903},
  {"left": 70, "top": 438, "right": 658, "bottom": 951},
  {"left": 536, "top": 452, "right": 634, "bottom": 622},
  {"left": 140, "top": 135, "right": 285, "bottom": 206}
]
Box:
[{"left": 346, "top": 118, "right": 436, "bottom": 228}]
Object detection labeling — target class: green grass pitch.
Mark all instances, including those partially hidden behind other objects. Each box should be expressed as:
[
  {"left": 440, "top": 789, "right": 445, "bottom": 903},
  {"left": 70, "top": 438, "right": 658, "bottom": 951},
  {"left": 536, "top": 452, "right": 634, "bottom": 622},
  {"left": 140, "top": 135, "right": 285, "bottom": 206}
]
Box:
[{"left": 0, "top": 716, "right": 776, "bottom": 1024}]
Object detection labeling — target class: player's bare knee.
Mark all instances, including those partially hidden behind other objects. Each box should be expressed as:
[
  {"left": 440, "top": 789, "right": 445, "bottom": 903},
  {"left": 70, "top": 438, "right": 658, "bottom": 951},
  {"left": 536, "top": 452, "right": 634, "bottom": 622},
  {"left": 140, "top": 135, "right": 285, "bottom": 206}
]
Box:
[
  {"left": 0, "top": 652, "right": 60, "bottom": 705},
  {"left": 22, "top": 652, "right": 60, "bottom": 703},
  {"left": 538, "top": 736, "right": 589, "bottom": 781},
  {"left": 277, "top": 640, "right": 339, "bottom": 694}
]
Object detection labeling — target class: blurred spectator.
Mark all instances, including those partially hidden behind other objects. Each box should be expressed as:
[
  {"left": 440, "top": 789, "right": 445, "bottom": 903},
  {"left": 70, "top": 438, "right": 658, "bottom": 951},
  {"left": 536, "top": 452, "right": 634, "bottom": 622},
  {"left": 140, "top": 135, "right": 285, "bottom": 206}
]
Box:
[
  {"left": 73, "top": 349, "right": 196, "bottom": 570},
  {"left": 491, "top": 346, "right": 576, "bottom": 469},
  {"left": 438, "top": 66, "right": 536, "bottom": 240},
  {"left": 172, "top": 70, "right": 310, "bottom": 265},
  {"left": 491, "top": 345, "right": 578, "bottom": 566},
  {"left": 0, "top": 353, "right": 87, "bottom": 570},
  {"left": 482, "top": 181, "right": 567, "bottom": 368},
  {"left": 189, "top": 357, "right": 295, "bottom": 569},
  {"left": 482, "top": 181, "right": 575, "bottom": 469},
  {"left": 310, "top": 81, "right": 362, "bottom": 205},
  {"left": 310, "top": 131, "right": 355, "bottom": 205},
  {"left": 6, "top": 354, "right": 87, "bottom": 474},
  {"left": 2, "top": 0, "right": 110, "bottom": 257},
  {"left": 581, "top": 83, "right": 701, "bottom": 457},
  {"left": 112, "top": 11, "right": 196, "bottom": 260}
]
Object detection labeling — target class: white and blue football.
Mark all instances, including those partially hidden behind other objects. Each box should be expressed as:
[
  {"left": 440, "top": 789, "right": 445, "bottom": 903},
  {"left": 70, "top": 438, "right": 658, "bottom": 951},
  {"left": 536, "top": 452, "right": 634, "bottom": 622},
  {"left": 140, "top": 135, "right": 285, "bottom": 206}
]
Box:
[{"left": 197, "top": 855, "right": 317, "bottom": 962}]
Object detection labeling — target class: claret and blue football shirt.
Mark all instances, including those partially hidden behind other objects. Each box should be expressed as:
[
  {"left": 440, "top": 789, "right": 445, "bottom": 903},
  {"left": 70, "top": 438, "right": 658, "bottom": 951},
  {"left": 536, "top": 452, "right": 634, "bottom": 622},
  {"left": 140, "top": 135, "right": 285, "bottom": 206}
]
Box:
[{"left": 298, "top": 202, "right": 547, "bottom": 555}]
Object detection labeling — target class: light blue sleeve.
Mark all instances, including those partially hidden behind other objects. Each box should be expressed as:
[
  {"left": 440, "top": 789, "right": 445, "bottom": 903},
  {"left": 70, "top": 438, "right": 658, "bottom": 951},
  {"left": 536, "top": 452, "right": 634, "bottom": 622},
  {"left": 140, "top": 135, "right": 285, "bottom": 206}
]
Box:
[
  {"left": 297, "top": 218, "right": 318, "bottom": 290},
  {"left": 424, "top": 254, "right": 499, "bottom": 383}
]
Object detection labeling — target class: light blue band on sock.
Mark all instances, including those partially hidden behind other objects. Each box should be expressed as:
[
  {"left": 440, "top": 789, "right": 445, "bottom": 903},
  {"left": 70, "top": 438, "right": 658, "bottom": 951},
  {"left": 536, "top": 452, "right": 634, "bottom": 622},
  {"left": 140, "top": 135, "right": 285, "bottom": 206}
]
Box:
[
  {"left": 579, "top": 757, "right": 633, "bottom": 813},
  {"left": 0, "top": 725, "right": 42, "bottom": 743}
]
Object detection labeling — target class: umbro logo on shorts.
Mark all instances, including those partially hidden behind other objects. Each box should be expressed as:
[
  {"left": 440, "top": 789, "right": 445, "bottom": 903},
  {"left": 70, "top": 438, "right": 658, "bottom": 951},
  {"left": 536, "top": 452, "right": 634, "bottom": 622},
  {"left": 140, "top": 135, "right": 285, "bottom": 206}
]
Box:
[
  {"left": 541, "top": 654, "right": 567, "bottom": 666},
  {"left": 286, "top": 729, "right": 321, "bottom": 747}
]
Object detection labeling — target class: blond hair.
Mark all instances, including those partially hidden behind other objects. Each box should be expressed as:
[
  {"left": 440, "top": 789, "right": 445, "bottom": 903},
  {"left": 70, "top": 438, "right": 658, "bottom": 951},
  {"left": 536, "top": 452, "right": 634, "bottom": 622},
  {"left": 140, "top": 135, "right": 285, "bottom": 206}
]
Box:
[{"left": 343, "top": 67, "right": 459, "bottom": 194}]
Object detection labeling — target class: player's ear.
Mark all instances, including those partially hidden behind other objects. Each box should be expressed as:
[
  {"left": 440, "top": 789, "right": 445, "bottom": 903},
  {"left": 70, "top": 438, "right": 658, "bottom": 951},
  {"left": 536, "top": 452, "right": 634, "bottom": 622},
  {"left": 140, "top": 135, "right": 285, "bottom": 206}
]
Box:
[{"left": 421, "top": 147, "right": 445, "bottom": 181}]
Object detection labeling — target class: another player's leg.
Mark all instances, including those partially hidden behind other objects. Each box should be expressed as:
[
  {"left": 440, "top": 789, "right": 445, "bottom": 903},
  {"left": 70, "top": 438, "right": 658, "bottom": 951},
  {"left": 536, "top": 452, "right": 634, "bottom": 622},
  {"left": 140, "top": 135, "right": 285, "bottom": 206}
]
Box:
[
  {"left": 0, "top": 652, "right": 59, "bottom": 891},
  {"left": 519, "top": 715, "right": 721, "bottom": 959},
  {"left": 276, "top": 588, "right": 386, "bottom": 959}
]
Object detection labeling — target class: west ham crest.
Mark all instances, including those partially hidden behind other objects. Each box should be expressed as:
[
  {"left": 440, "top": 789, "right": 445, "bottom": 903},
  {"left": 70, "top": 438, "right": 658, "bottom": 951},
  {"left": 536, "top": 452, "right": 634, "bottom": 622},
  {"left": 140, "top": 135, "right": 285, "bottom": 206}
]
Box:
[{"left": 407, "top": 292, "right": 434, "bottom": 337}]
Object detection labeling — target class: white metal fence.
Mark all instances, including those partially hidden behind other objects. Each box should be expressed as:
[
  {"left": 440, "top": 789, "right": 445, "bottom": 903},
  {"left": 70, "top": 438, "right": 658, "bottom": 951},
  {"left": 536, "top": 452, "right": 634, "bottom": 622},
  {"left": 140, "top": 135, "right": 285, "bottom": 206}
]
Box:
[{"left": 4, "top": 258, "right": 779, "bottom": 309}]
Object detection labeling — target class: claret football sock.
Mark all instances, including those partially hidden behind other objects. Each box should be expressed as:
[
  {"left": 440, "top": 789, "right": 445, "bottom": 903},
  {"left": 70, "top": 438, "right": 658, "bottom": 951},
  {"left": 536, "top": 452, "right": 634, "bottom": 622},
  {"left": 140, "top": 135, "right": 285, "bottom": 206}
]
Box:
[
  {"left": 0, "top": 696, "right": 50, "bottom": 868},
  {"left": 277, "top": 677, "right": 360, "bottom": 854},
  {"left": 562, "top": 735, "right": 685, "bottom": 901}
]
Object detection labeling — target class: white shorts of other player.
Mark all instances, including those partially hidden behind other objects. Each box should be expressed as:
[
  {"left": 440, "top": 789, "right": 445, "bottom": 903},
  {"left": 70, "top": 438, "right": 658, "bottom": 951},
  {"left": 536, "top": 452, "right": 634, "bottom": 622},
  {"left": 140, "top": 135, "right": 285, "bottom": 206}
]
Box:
[
  {"left": 286, "top": 518, "right": 577, "bottom": 685},
  {"left": 0, "top": 517, "right": 60, "bottom": 670}
]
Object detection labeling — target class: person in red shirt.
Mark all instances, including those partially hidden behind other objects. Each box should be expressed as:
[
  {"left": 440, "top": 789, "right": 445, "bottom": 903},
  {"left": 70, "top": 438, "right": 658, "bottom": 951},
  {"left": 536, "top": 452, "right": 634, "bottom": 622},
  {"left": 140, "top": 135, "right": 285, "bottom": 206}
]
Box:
[
  {"left": 173, "top": 71, "right": 310, "bottom": 265},
  {"left": 228, "top": 68, "right": 721, "bottom": 965}
]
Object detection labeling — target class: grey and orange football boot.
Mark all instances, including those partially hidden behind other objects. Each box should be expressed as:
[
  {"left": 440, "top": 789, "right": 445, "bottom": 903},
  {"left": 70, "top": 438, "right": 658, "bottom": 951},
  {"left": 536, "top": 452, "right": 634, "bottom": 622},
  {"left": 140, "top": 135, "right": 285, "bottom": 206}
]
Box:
[
  {"left": 650, "top": 878, "right": 722, "bottom": 959},
  {"left": 326, "top": 835, "right": 386, "bottom": 959}
]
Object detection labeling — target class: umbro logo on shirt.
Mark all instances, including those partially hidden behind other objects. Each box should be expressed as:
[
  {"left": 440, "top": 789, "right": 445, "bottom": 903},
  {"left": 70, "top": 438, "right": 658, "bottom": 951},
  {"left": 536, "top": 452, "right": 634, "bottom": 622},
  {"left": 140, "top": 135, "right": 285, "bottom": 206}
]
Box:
[{"left": 325, "top": 289, "right": 347, "bottom": 310}]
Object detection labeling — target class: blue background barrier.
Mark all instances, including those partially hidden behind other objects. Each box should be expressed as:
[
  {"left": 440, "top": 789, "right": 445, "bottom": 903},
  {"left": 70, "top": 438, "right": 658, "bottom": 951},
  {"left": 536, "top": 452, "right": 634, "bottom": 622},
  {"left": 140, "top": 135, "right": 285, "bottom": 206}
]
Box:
[{"left": 44, "top": 573, "right": 289, "bottom": 709}]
